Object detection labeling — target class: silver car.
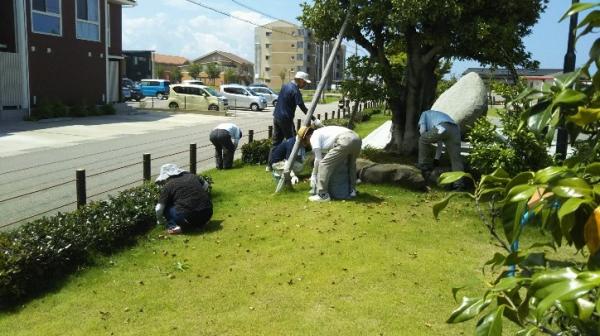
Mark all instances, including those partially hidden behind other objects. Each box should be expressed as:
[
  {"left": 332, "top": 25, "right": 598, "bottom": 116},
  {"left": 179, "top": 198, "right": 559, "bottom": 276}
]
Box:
[
  {"left": 220, "top": 84, "right": 268, "bottom": 111},
  {"left": 249, "top": 86, "right": 278, "bottom": 107}
]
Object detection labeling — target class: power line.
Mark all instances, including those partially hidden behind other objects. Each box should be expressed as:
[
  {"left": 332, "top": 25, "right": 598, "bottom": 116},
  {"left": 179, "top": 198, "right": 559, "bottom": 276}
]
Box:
[{"left": 230, "top": 0, "right": 280, "bottom": 22}]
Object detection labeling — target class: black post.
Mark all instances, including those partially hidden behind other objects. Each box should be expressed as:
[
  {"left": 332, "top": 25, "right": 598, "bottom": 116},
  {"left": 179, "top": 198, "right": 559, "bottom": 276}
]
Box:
[
  {"left": 249, "top": 130, "right": 254, "bottom": 143},
  {"left": 297, "top": 118, "right": 301, "bottom": 131},
  {"left": 190, "top": 144, "right": 197, "bottom": 174},
  {"left": 317, "top": 114, "right": 321, "bottom": 120},
  {"left": 143, "top": 153, "right": 151, "bottom": 181},
  {"left": 557, "top": 0, "right": 579, "bottom": 161},
  {"left": 268, "top": 125, "right": 273, "bottom": 139},
  {"left": 76, "top": 169, "right": 86, "bottom": 209},
  {"left": 325, "top": 112, "right": 328, "bottom": 120}
]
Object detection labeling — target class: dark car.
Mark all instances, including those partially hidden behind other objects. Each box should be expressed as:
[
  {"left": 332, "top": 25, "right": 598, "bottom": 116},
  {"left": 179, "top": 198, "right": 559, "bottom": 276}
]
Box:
[{"left": 122, "top": 78, "right": 144, "bottom": 101}]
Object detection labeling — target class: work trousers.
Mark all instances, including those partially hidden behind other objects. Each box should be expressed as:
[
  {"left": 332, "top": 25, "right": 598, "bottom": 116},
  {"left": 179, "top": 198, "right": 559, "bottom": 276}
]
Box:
[
  {"left": 209, "top": 129, "right": 235, "bottom": 169},
  {"left": 317, "top": 131, "right": 362, "bottom": 195},
  {"left": 269, "top": 117, "right": 295, "bottom": 166},
  {"left": 418, "top": 122, "right": 464, "bottom": 172}
]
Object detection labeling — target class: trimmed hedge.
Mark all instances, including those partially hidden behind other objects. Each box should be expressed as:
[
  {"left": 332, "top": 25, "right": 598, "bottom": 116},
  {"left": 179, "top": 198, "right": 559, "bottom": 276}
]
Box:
[
  {"left": 241, "top": 138, "right": 272, "bottom": 164},
  {"left": 0, "top": 183, "right": 160, "bottom": 307}
]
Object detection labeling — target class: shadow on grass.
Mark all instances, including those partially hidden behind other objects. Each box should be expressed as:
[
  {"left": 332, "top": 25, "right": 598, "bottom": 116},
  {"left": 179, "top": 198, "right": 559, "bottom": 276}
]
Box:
[
  {"left": 352, "top": 192, "right": 385, "bottom": 204},
  {"left": 185, "top": 219, "right": 223, "bottom": 236}
]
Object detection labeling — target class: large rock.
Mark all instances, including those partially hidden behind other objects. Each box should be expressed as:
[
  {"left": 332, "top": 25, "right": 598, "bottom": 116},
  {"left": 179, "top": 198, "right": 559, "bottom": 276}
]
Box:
[
  {"left": 431, "top": 72, "right": 487, "bottom": 134},
  {"left": 356, "top": 158, "right": 426, "bottom": 191}
]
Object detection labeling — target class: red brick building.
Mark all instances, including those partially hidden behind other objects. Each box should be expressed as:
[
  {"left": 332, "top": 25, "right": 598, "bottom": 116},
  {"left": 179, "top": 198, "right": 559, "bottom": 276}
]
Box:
[{"left": 0, "top": 0, "right": 136, "bottom": 121}]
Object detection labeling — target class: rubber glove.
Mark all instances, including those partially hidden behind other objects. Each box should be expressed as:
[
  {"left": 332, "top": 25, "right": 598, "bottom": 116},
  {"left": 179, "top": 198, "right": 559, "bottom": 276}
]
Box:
[{"left": 312, "top": 118, "right": 323, "bottom": 128}]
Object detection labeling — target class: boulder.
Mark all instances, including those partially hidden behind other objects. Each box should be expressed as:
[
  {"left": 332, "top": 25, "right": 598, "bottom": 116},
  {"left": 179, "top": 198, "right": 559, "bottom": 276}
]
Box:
[
  {"left": 356, "top": 158, "right": 426, "bottom": 191},
  {"left": 431, "top": 72, "right": 487, "bottom": 134}
]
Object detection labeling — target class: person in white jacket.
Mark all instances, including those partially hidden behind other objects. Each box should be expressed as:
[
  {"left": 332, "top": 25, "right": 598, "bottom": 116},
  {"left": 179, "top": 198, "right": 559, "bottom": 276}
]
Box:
[{"left": 209, "top": 123, "right": 242, "bottom": 169}]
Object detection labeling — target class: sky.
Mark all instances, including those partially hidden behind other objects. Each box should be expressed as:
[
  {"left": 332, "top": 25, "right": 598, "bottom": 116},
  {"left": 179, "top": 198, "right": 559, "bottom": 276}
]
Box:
[{"left": 123, "top": 0, "right": 596, "bottom": 77}]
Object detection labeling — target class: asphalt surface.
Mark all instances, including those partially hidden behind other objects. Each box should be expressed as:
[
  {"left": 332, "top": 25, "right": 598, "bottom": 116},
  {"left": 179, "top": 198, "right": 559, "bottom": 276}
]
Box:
[{"left": 0, "top": 102, "right": 343, "bottom": 230}]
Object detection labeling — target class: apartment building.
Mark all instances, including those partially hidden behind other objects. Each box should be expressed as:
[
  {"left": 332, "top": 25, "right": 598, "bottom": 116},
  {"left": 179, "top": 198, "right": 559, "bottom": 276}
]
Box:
[{"left": 254, "top": 20, "right": 345, "bottom": 90}]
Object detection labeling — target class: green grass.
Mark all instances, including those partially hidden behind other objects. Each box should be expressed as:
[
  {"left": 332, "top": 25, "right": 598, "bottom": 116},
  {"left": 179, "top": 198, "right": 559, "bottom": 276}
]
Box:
[{"left": 0, "top": 112, "right": 580, "bottom": 335}]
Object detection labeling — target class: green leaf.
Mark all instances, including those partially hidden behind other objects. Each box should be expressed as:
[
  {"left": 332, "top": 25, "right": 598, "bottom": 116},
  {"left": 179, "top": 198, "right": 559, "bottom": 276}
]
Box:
[
  {"left": 552, "top": 89, "right": 588, "bottom": 106},
  {"left": 489, "top": 167, "right": 510, "bottom": 179},
  {"left": 484, "top": 253, "right": 506, "bottom": 272},
  {"left": 433, "top": 192, "right": 461, "bottom": 219},
  {"left": 567, "top": 107, "right": 600, "bottom": 127},
  {"left": 478, "top": 187, "right": 506, "bottom": 203},
  {"left": 504, "top": 172, "right": 534, "bottom": 194},
  {"left": 584, "top": 162, "right": 600, "bottom": 177},
  {"left": 475, "top": 305, "right": 504, "bottom": 336},
  {"left": 553, "top": 70, "right": 584, "bottom": 90},
  {"left": 558, "top": 198, "right": 591, "bottom": 225},
  {"left": 516, "top": 326, "right": 538, "bottom": 336},
  {"left": 452, "top": 286, "right": 465, "bottom": 302},
  {"left": 531, "top": 267, "right": 578, "bottom": 291},
  {"left": 576, "top": 298, "right": 595, "bottom": 320},
  {"left": 447, "top": 296, "right": 493, "bottom": 323},
  {"left": 509, "top": 186, "right": 539, "bottom": 203},
  {"left": 491, "top": 276, "right": 526, "bottom": 292},
  {"left": 534, "top": 166, "right": 572, "bottom": 184},
  {"left": 439, "top": 171, "right": 473, "bottom": 186},
  {"left": 535, "top": 276, "right": 600, "bottom": 320},
  {"left": 560, "top": 2, "right": 600, "bottom": 22},
  {"left": 529, "top": 103, "right": 553, "bottom": 133}
]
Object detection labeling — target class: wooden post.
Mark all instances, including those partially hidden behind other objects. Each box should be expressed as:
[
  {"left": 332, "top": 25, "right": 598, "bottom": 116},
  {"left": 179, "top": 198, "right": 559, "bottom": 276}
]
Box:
[
  {"left": 76, "top": 169, "right": 86, "bottom": 209},
  {"left": 249, "top": 130, "right": 254, "bottom": 143},
  {"left": 189, "top": 144, "right": 197, "bottom": 174},
  {"left": 143, "top": 153, "right": 151, "bottom": 181}
]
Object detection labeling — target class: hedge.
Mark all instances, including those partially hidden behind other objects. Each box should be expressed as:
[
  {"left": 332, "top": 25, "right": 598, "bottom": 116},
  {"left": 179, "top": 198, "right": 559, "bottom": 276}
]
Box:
[
  {"left": 241, "top": 138, "right": 272, "bottom": 165},
  {"left": 0, "top": 183, "right": 160, "bottom": 307}
]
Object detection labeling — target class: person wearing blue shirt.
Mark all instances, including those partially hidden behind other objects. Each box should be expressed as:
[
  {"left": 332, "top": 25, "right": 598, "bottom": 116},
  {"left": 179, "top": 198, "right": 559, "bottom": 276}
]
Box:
[
  {"left": 418, "top": 110, "right": 464, "bottom": 187},
  {"left": 209, "top": 123, "right": 242, "bottom": 169},
  {"left": 267, "top": 71, "right": 311, "bottom": 170}
]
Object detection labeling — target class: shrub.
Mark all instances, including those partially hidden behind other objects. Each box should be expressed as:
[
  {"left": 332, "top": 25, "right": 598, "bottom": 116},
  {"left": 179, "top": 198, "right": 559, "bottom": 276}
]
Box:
[
  {"left": 323, "top": 118, "right": 353, "bottom": 129},
  {"left": 0, "top": 183, "right": 160, "bottom": 307},
  {"left": 100, "top": 103, "right": 116, "bottom": 115},
  {"left": 69, "top": 102, "right": 89, "bottom": 117},
  {"left": 467, "top": 110, "right": 551, "bottom": 176},
  {"left": 241, "top": 139, "right": 271, "bottom": 164},
  {"left": 30, "top": 98, "right": 68, "bottom": 120}
]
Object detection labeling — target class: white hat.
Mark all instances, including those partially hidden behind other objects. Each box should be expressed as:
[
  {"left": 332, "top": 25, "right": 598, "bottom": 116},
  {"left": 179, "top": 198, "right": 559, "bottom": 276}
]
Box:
[
  {"left": 294, "top": 71, "right": 311, "bottom": 84},
  {"left": 156, "top": 163, "right": 185, "bottom": 182}
]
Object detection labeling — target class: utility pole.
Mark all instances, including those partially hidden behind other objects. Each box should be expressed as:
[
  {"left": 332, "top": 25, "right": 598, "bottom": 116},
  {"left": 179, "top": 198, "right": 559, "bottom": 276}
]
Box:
[{"left": 557, "top": 0, "right": 579, "bottom": 161}]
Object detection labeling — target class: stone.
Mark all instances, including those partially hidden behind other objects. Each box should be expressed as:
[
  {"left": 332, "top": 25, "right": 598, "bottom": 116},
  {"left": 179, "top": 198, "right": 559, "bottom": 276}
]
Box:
[
  {"left": 356, "top": 158, "right": 426, "bottom": 191},
  {"left": 431, "top": 72, "right": 487, "bottom": 134}
]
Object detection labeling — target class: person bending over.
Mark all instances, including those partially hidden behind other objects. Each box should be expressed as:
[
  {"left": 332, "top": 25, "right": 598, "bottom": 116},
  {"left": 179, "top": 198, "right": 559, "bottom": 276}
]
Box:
[{"left": 209, "top": 123, "right": 242, "bottom": 169}]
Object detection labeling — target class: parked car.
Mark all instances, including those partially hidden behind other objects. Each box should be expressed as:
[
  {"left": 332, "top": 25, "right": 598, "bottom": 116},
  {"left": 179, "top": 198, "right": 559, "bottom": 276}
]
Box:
[
  {"left": 167, "top": 84, "right": 227, "bottom": 112},
  {"left": 122, "top": 78, "right": 144, "bottom": 101},
  {"left": 122, "top": 86, "right": 131, "bottom": 101},
  {"left": 249, "top": 86, "right": 278, "bottom": 106},
  {"left": 220, "top": 84, "right": 268, "bottom": 111},
  {"left": 249, "top": 83, "right": 268, "bottom": 88},
  {"left": 200, "top": 85, "right": 229, "bottom": 108},
  {"left": 139, "top": 79, "right": 170, "bottom": 100}
]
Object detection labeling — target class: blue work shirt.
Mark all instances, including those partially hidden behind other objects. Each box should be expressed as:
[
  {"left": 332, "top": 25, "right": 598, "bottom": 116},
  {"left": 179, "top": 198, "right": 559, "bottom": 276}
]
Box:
[
  {"left": 273, "top": 81, "right": 308, "bottom": 121},
  {"left": 270, "top": 137, "right": 305, "bottom": 165},
  {"left": 418, "top": 110, "right": 457, "bottom": 134}
]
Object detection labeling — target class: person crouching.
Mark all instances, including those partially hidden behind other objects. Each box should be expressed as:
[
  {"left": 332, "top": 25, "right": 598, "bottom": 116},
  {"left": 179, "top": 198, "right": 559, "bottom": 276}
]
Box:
[
  {"left": 298, "top": 125, "right": 362, "bottom": 202},
  {"left": 155, "top": 163, "right": 213, "bottom": 235},
  {"left": 209, "top": 123, "right": 242, "bottom": 169}
]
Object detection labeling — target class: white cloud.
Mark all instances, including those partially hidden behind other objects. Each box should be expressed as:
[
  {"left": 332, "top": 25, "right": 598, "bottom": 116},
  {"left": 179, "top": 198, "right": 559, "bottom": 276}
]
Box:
[{"left": 122, "top": 9, "right": 272, "bottom": 63}]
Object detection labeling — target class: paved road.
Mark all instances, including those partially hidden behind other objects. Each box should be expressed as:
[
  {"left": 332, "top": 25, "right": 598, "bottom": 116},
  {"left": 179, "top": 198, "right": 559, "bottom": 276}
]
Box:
[{"left": 0, "top": 103, "right": 343, "bottom": 230}]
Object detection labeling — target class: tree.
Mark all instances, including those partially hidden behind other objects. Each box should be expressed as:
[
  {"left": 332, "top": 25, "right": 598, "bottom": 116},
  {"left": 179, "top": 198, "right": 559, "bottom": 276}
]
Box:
[
  {"left": 206, "top": 63, "right": 221, "bottom": 85},
  {"left": 300, "top": 0, "right": 547, "bottom": 154},
  {"left": 341, "top": 55, "right": 385, "bottom": 127},
  {"left": 278, "top": 69, "right": 287, "bottom": 83},
  {"left": 156, "top": 64, "right": 165, "bottom": 79},
  {"left": 172, "top": 68, "right": 182, "bottom": 83},
  {"left": 223, "top": 68, "right": 238, "bottom": 84},
  {"left": 188, "top": 63, "right": 202, "bottom": 80}
]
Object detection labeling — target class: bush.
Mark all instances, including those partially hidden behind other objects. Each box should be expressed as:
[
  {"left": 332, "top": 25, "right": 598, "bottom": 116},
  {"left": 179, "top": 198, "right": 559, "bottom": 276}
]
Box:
[
  {"left": 241, "top": 139, "right": 271, "bottom": 164},
  {"left": 323, "top": 118, "right": 353, "bottom": 129},
  {"left": 30, "top": 98, "right": 68, "bottom": 120},
  {"left": 100, "top": 104, "right": 116, "bottom": 115},
  {"left": 69, "top": 102, "right": 89, "bottom": 117},
  {"left": 0, "top": 183, "right": 160, "bottom": 307},
  {"left": 467, "top": 110, "right": 551, "bottom": 176}
]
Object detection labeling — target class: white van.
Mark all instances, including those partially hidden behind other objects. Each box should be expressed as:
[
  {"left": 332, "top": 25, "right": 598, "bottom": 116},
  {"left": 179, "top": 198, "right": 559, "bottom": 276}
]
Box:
[
  {"left": 220, "top": 84, "right": 268, "bottom": 111},
  {"left": 248, "top": 86, "right": 278, "bottom": 106},
  {"left": 167, "top": 84, "right": 227, "bottom": 112}
]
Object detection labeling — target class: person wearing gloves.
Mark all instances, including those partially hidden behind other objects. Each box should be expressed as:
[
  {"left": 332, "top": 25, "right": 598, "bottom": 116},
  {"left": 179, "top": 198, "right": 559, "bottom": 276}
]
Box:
[
  {"left": 209, "top": 123, "right": 242, "bottom": 169},
  {"left": 417, "top": 110, "right": 464, "bottom": 189},
  {"left": 298, "top": 125, "right": 362, "bottom": 202},
  {"left": 269, "top": 137, "right": 305, "bottom": 185},
  {"left": 268, "top": 71, "right": 321, "bottom": 171},
  {"left": 155, "top": 163, "right": 212, "bottom": 235}
]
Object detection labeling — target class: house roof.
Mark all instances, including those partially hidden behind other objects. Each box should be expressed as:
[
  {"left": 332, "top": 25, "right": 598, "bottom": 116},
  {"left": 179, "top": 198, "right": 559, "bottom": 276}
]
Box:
[
  {"left": 192, "top": 50, "right": 253, "bottom": 65},
  {"left": 153, "top": 53, "right": 188, "bottom": 66},
  {"left": 463, "top": 68, "right": 563, "bottom": 77},
  {"left": 260, "top": 19, "right": 299, "bottom": 29}
]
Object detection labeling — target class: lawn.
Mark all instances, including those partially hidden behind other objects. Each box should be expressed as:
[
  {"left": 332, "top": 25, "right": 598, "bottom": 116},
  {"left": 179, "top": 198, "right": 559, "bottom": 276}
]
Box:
[{"left": 0, "top": 112, "right": 572, "bottom": 335}]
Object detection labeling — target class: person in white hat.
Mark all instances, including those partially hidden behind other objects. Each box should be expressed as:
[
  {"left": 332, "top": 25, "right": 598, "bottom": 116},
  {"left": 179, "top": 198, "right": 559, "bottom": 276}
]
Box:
[
  {"left": 155, "top": 163, "right": 212, "bottom": 234},
  {"left": 268, "top": 71, "right": 320, "bottom": 171}
]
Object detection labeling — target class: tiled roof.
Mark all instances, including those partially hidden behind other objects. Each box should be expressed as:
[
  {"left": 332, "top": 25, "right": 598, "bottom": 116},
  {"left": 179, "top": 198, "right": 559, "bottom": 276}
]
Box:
[
  {"left": 192, "top": 50, "right": 252, "bottom": 65},
  {"left": 153, "top": 53, "right": 188, "bottom": 66}
]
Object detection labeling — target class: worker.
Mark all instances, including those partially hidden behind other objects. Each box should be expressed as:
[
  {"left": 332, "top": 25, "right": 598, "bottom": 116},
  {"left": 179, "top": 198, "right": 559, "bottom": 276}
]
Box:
[
  {"left": 209, "top": 123, "right": 242, "bottom": 169},
  {"left": 270, "top": 137, "right": 305, "bottom": 185},
  {"left": 417, "top": 109, "right": 464, "bottom": 189},
  {"left": 155, "top": 163, "right": 212, "bottom": 235},
  {"left": 267, "top": 71, "right": 312, "bottom": 171},
  {"left": 298, "top": 125, "right": 362, "bottom": 202}
]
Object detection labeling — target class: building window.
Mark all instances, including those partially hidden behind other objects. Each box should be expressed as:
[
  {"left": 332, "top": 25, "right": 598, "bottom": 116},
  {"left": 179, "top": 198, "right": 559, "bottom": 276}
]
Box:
[
  {"left": 266, "top": 31, "right": 271, "bottom": 37},
  {"left": 265, "top": 43, "right": 270, "bottom": 49},
  {"left": 76, "top": 0, "right": 100, "bottom": 41},
  {"left": 297, "top": 54, "right": 303, "bottom": 61},
  {"left": 297, "top": 41, "right": 303, "bottom": 49},
  {"left": 291, "top": 44, "right": 295, "bottom": 48},
  {"left": 265, "top": 67, "right": 270, "bottom": 72},
  {"left": 31, "top": 0, "right": 62, "bottom": 36},
  {"left": 265, "top": 55, "right": 270, "bottom": 60},
  {"left": 290, "top": 56, "right": 295, "bottom": 61},
  {"left": 298, "top": 29, "right": 304, "bottom": 36}
]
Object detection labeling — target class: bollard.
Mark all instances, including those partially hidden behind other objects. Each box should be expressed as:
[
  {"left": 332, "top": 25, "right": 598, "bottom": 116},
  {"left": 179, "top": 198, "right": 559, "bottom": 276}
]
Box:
[
  {"left": 337, "top": 108, "right": 341, "bottom": 119},
  {"left": 190, "top": 144, "right": 197, "bottom": 174},
  {"left": 249, "top": 130, "right": 254, "bottom": 143},
  {"left": 297, "top": 119, "right": 301, "bottom": 131},
  {"left": 268, "top": 125, "right": 273, "bottom": 139},
  {"left": 325, "top": 112, "right": 328, "bottom": 120},
  {"left": 143, "top": 153, "right": 151, "bottom": 181},
  {"left": 317, "top": 114, "right": 321, "bottom": 120},
  {"left": 332, "top": 110, "right": 335, "bottom": 119},
  {"left": 76, "top": 169, "right": 86, "bottom": 209}
]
